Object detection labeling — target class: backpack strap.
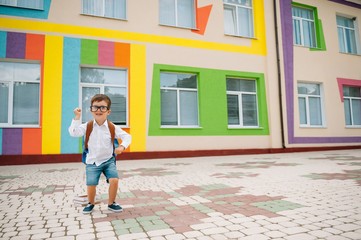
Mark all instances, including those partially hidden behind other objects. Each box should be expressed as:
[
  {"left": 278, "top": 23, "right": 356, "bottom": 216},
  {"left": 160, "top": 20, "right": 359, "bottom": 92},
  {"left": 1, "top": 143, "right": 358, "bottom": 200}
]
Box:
[
  {"left": 108, "top": 121, "right": 116, "bottom": 148},
  {"left": 84, "top": 120, "right": 93, "bottom": 150}
]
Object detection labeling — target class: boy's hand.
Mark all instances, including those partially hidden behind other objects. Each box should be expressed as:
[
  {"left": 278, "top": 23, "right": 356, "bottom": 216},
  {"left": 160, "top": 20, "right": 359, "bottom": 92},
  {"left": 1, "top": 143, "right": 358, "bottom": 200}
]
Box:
[
  {"left": 73, "top": 107, "right": 81, "bottom": 120},
  {"left": 114, "top": 146, "right": 126, "bottom": 155}
]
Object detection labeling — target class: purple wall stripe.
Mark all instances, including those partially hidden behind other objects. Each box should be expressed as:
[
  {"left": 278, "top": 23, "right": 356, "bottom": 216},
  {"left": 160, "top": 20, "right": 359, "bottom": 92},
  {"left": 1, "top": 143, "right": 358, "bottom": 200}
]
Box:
[
  {"left": 2, "top": 129, "right": 22, "bottom": 155},
  {"left": 6, "top": 32, "right": 26, "bottom": 59}
]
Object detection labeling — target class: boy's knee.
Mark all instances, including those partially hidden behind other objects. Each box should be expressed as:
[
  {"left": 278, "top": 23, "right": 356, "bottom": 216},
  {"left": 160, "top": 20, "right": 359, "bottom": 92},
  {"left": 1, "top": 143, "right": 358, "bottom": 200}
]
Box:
[{"left": 108, "top": 178, "right": 119, "bottom": 184}]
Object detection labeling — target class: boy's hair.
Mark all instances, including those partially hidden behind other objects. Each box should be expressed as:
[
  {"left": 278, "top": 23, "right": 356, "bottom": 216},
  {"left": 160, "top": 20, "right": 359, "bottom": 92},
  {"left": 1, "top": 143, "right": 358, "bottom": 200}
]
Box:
[{"left": 91, "top": 94, "right": 111, "bottom": 108}]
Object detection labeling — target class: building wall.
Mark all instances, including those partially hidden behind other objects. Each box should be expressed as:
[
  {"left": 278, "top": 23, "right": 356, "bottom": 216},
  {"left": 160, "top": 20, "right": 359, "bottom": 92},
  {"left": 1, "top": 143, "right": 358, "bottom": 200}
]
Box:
[
  {"left": 277, "top": 0, "right": 361, "bottom": 147},
  {"left": 0, "top": 0, "right": 360, "bottom": 162}
]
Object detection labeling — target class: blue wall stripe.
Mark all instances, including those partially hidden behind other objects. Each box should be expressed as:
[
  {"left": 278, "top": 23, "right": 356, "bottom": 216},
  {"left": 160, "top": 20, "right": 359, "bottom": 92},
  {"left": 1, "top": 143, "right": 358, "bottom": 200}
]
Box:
[
  {"left": 0, "top": 31, "right": 6, "bottom": 58},
  {"left": 0, "top": 0, "right": 52, "bottom": 19},
  {"left": 61, "top": 37, "right": 81, "bottom": 154}
]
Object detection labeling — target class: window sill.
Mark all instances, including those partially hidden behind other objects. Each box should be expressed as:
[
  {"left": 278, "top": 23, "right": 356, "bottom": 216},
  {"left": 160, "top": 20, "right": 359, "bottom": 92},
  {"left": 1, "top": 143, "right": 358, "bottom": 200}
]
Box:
[
  {"left": 228, "top": 126, "right": 263, "bottom": 129},
  {"left": 339, "top": 51, "right": 361, "bottom": 57},
  {"left": 299, "top": 125, "right": 326, "bottom": 128},
  {"left": 159, "top": 23, "right": 198, "bottom": 31},
  {"left": 224, "top": 33, "right": 256, "bottom": 40},
  {"left": 0, "top": 4, "right": 44, "bottom": 11},
  {"left": 345, "top": 125, "right": 361, "bottom": 129},
  {"left": 160, "top": 126, "right": 202, "bottom": 129},
  {"left": 80, "top": 13, "right": 127, "bottom": 21},
  {"left": 0, "top": 125, "right": 41, "bottom": 128}
]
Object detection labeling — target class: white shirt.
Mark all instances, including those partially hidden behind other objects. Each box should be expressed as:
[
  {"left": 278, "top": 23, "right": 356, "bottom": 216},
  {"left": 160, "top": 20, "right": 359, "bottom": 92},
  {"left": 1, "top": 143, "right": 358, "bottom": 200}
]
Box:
[{"left": 68, "top": 119, "right": 132, "bottom": 166}]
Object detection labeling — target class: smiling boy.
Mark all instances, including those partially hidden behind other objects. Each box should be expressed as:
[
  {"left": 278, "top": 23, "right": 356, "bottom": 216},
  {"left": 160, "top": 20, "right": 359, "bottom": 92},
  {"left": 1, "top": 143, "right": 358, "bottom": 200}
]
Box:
[{"left": 68, "top": 94, "right": 131, "bottom": 214}]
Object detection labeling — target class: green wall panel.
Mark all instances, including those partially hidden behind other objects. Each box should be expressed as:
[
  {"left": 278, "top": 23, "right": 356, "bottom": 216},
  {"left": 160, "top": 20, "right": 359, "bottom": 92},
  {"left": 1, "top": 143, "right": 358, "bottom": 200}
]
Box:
[
  {"left": 149, "top": 64, "right": 269, "bottom": 136},
  {"left": 81, "top": 39, "right": 98, "bottom": 64}
]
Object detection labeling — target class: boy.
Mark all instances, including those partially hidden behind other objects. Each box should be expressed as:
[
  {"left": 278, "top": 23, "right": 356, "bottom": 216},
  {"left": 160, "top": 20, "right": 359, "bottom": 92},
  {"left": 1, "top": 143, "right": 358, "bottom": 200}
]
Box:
[{"left": 68, "top": 94, "right": 131, "bottom": 214}]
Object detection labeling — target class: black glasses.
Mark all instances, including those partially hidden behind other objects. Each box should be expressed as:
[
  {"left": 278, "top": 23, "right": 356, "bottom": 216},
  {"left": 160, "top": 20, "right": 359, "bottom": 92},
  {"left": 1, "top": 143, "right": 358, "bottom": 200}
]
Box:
[{"left": 90, "top": 105, "right": 109, "bottom": 112}]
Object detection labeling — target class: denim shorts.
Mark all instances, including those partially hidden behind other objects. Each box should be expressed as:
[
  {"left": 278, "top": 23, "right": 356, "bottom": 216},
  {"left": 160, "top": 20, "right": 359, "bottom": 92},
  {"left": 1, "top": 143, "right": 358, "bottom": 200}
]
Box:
[{"left": 86, "top": 157, "right": 119, "bottom": 186}]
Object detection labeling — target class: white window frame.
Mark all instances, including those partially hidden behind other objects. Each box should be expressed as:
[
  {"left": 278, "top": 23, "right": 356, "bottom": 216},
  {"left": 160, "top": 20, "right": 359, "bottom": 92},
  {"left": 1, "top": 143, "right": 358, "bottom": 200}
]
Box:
[
  {"left": 160, "top": 72, "right": 199, "bottom": 128},
  {"left": 79, "top": 65, "right": 129, "bottom": 127},
  {"left": 159, "top": 0, "right": 197, "bottom": 29},
  {"left": 223, "top": 0, "right": 254, "bottom": 38},
  {"left": 337, "top": 15, "right": 359, "bottom": 55},
  {"left": 297, "top": 82, "right": 325, "bottom": 128},
  {"left": 0, "top": 60, "right": 41, "bottom": 128},
  {"left": 226, "top": 78, "right": 259, "bottom": 128},
  {"left": 81, "top": 0, "right": 127, "bottom": 20},
  {"left": 0, "top": 0, "right": 44, "bottom": 10},
  {"left": 292, "top": 6, "right": 317, "bottom": 48},
  {"left": 343, "top": 86, "right": 361, "bottom": 127}
]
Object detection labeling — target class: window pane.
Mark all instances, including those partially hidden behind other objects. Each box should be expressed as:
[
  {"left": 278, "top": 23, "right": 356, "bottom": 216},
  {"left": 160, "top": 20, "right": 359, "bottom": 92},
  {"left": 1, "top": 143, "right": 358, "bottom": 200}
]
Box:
[
  {"left": 105, "top": 0, "right": 126, "bottom": 19},
  {"left": 293, "top": 19, "right": 302, "bottom": 45},
  {"left": 345, "top": 29, "right": 357, "bottom": 54},
  {"left": 240, "top": 79, "right": 256, "bottom": 92},
  {"left": 298, "top": 83, "right": 320, "bottom": 95},
  {"left": 303, "top": 20, "right": 316, "bottom": 47},
  {"left": 337, "top": 27, "right": 346, "bottom": 53},
  {"left": 82, "top": 0, "right": 103, "bottom": 16},
  {"left": 344, "top": 99, "right": 352, "bottom": 125},
  {"left": 105, "top": 87, "right": 126, "bottom": 125},
  {"left": 227, "top": 94, "right": 239, "bottom": 125},
  {"left": 177, "top": 0, "right": 195, "bottom": 28},
  {"left": 161, "top": 72, "right": 197, "bottom": 89},
  {"left": 82, "top": 87, "right": 100, "bottom": 122},
  {"left": 0, "top": 82, "right": 9, "bottom": 123},
  {"left": 242, "top": 94, "right": 257, "bottom": 126},
  {"left": 159, "top": 0, "right": 176, "bottom": 26},
  {"left": 226, "top": 78, "right": 240, "bottom": 91},
  {"left": 227, "top": 79, "right": 255, "bottom": 92},
  {"left": 13, "top": 82, "right": 39, "bottom": 124},
  {"left": 237, "top": 7, "right": 253, "bottom": 37},
  {"left": 224, "top": 6, "right": 236, "bottom": 35},
  {"left": 298, "top": 97, "right": 307, "bottom": 124},
  {"left": 161, "top": 89, "right": 177, "bottom": 125},
  {"left": 0, "top": 62, "right": 14, "bottom": 81},
  {"left": 352, "top": 99, "right": 361, "bottom": 125},
  {"left": 0, "top": 62, "right": 40, "bottom": 81},
  {"left": 0, "top": 0, "right": 43, "bottom": 9},
  {"left": 180, "top": 90, "right": 198, "bottom": 125},
  {"left": 309, "top": 97, "right": 322, "bottom": 125},
  {"left": 81, "top": 68, "right": 126, "bottom": 85}
]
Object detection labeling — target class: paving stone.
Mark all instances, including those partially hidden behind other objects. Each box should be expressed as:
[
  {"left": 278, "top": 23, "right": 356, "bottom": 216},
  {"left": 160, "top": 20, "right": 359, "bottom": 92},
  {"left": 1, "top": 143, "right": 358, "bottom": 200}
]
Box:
[{"left": 0, "top": 150, "right": 361, "bottom": 240}]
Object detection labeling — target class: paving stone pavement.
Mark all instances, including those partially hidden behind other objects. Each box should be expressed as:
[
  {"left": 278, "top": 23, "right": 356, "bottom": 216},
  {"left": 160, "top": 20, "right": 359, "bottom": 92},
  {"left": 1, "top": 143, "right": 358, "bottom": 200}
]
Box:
[{"left": 0, "top": 149, "right": 361, "bottom": 240}]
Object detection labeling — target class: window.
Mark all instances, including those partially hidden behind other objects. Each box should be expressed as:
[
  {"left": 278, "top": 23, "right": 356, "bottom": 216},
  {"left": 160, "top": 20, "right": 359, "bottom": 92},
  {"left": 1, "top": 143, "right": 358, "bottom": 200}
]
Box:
[
  {"left": 159, "top": 0, "right": 196, "bottom": 29},
  {"left": 160, "top": 72, "right": 198, "bottom": 127},
  {"left": 297, "top": 83, "right": 324, "bottom": 127},
  {"left": 292, "top": 6, "right": 316, "bottom": 48},
  {"left": 80, "top": 67, "right": 128, "bottom": 125},
  {"left": 81, "top": 0, "right": 126, "bottom": 20},
  {"left": 0, "top": 61, "right": 41, "bottom": 127},
  {"left": 223, "top": 0, "right": 254, "bottom": 38},
  {"left": 337, "top": 15, "right": 358, "bottom": 54},
  {"left": 226, "top": 78, "right": 258, "bottom": 127},
  {"left": 0, "top": 0, "right": 43, "bottom": 10},
  {"left": 343, "top": 86, "right": 361, "bottom": 127}
]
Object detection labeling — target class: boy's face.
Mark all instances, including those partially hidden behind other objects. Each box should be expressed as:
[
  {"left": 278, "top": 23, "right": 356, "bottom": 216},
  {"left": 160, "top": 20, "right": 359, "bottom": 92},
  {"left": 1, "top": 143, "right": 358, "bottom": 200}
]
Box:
[{"left": 90, "top": 100, "right": 111, "bottom": 124}]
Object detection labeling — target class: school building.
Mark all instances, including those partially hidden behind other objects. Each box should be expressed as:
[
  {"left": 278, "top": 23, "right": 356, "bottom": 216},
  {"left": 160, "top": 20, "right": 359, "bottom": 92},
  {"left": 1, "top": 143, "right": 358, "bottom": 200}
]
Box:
[{"left": 0, "top": 0, "right": 360, "bottom": 165}]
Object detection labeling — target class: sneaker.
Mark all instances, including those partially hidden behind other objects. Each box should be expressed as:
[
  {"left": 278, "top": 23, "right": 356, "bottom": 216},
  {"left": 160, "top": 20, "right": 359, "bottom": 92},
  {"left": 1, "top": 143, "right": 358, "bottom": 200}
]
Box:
[
  {"left": 83, "top": 203, "right": 95, "bottom": 214},
  {"left": 108, "top": 202, "right": 123, "bottom": 212}
]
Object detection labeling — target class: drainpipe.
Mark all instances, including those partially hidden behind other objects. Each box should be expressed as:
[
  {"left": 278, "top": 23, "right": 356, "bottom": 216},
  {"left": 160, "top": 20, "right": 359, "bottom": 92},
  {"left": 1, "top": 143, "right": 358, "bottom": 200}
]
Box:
[{"left": 273, "top": 0, "right": 286, "bottom": 148}]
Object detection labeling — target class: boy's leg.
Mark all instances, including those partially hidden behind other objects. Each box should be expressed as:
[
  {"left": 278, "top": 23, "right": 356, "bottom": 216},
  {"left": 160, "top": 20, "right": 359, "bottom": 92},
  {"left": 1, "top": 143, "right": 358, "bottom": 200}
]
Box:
[
  {"left": 87, "top": 186, "right": 97, "bottom": 204},
  {"left": 108, "top": 178, "right": 119, "bottom": 205}
]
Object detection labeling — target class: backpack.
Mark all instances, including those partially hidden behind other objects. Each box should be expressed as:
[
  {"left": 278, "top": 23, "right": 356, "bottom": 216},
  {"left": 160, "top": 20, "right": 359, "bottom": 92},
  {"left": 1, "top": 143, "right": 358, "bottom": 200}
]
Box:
[{"left": 82, "top": 120, "right": 119, "bottom": 164}]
